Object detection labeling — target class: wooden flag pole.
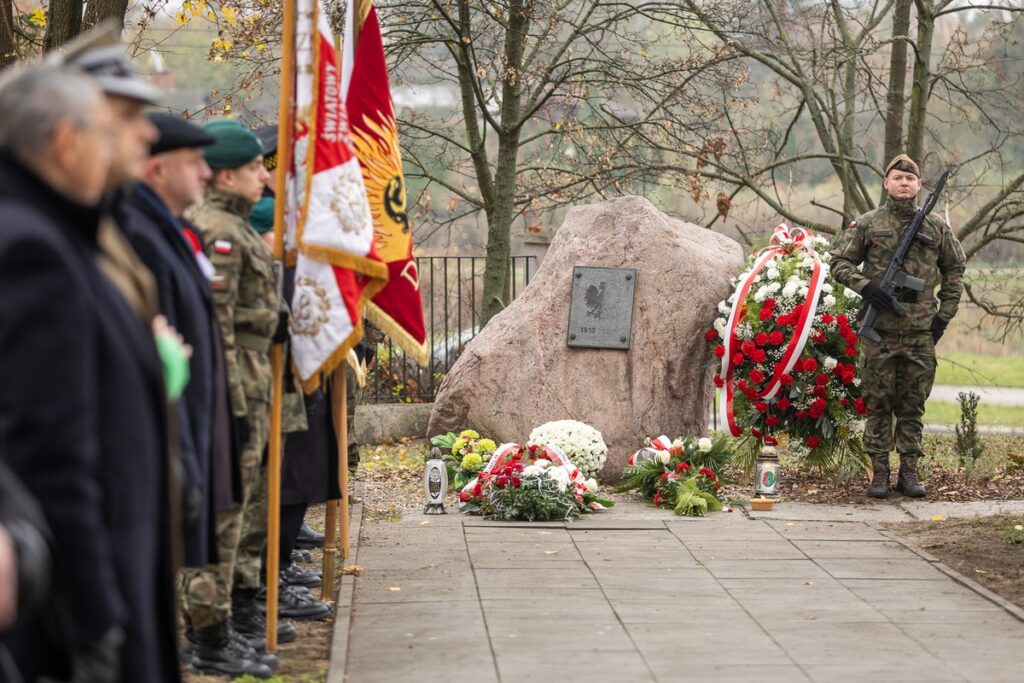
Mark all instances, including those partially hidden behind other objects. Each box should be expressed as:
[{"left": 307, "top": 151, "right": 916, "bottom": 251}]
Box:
[
  {"left": 321, "top": 500, "right": 337, "bottom": 601},
  {"left": 266, "top": 0, "right": 297, "bottom": 652},
  {"left": 338, "top": 366, "right": 350, "bottom": 561}
]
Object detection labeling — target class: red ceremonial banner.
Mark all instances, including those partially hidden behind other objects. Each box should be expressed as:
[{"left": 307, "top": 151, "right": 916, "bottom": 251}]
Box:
[{"left": 342, "top": 0, "right": 428, "bottom": 366}]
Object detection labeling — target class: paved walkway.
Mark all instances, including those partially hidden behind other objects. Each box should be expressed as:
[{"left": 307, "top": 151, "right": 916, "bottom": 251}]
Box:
[
  {"left": 930, "top": 384, "right": 1024, "bottom": 406},
  {"left": 329, "top": 498, "right": 1024, "bottom": 683}
]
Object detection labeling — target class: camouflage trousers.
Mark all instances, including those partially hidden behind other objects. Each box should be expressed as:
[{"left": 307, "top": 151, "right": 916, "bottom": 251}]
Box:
[
  {"left": 346, "top": 367, "right": 361, "bottom": 471},
  {"left": 859, "top": 331, "right": 936, "bottom": 464},
  {"left": 179, "top": 399, "right": 269, "bottom": 628}
]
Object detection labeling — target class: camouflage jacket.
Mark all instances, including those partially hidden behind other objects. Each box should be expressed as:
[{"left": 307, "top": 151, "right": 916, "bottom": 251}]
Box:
[
  {"left": 188, "top": 187, "right": 278, "bottom": 416},
  {"left": 829, "top": 195, "right": 966, "bottom": 333}
]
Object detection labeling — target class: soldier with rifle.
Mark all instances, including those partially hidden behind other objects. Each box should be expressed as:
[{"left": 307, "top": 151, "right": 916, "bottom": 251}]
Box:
[{"left": 830, "top": 154, "right": 966, "bottom": 499}]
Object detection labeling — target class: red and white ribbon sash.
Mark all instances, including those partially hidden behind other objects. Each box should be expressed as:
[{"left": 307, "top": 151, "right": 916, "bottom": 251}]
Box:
[{"left": 719, "top": 225, "right": 826, "bottom": 437}]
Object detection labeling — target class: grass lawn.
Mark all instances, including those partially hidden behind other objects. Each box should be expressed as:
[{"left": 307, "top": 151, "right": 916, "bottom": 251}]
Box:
[
  {"left": 924, "top": 400, "right": 1024, "bottom": 427},
  {"left": 935, "top": 351, "right": 1024, "bottom": 388}
]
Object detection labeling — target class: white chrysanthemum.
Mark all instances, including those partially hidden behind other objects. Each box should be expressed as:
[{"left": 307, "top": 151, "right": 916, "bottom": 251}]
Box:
[
  {"left": 824, "top": 357, "right": 838, "bottom": 370},
  {"left": 527, "top": 420, "right": 607, "bottom": 479},
  {"left": 522, "top": 464, "right": 545, "bottom": 477},
  {"left": 713, "top": 318, "right": 727, "bottom": 338},
  {"left": 823, "top": 295, "right": 836, "bottom": 308},
  {"left": 718, "top": 300, "right": 730, "bottom": 314},
  {"left": 698, "top": 437, "right": 713, "bottom": 452},
  {"left": 798, "top": 286, "right": 809, "bottom": 298},
  {"left": 585, "top": 478, "right": 598, "bottom": 492},
  {"left": 821, "top": 282, "right": 833, "bottom": 294},
  {"left": 844, "top": 288, "right": 861, "bottom": 299}
]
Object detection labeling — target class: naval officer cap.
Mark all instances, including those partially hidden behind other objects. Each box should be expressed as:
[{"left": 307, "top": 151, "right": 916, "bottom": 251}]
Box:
[
  {"left": 202, "top": 120, "right": 263, "bottom": 170},
  {"left": 884, "top": 153, "right": 920, "bottom": 178},
  {"left": 148, "top": 113, "right": 216, "bottom": 156},
  {"left": 48, "top": 20, "right": 161, "bottom": 106}
]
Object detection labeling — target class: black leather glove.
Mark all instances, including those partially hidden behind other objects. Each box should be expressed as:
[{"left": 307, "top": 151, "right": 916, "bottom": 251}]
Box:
[
  {"left": 48, "top": 626, "right": 124, "bottom": 683},
  {"left": 862, "top": 281, "right": 898, "bottom": 312},
  {"left": 273, "top": 309, "right": 290, "bottom": 344},
  {"left": 930, "top": 315, "right": 948, "bottom": 343},
  {"left": 234, "top": 415, "right": 251, "bottom": 448}
]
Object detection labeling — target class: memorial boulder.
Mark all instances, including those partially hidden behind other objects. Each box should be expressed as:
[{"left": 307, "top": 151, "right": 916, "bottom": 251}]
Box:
[{"left": 428, "top": 196, "right": 744, "bottom": 480}]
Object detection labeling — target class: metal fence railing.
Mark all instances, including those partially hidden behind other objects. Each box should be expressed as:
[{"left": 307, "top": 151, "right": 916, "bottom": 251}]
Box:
[{"left": 365, "top": 255, "right": 537, "bottom": 403}]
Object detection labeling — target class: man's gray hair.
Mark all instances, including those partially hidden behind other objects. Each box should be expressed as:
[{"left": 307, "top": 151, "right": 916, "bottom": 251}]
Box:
[{"left": 0, "top": 64, "right": 101, "bottom": 162}]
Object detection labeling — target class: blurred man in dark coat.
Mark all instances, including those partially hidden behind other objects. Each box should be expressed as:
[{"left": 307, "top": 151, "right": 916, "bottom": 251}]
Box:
[
  {"left": 0, "top": 62, "right": 180, "bottom": 683},
  {"left": 116, "top": 113, "right": 223, "bottom": 567},
  {"left": 0, "top": 460, "right": 51, "bottom": 683}
]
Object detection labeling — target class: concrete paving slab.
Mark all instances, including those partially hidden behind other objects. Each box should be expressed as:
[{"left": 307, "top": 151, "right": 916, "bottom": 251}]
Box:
[
  {"left": 899, "top": 499, "right": 1024, "bottom": 520},
  {"left": 750, "top": 501, "right": 913, "bottom": 523},
  {"left": 817, "top": 557, "right": 949, "bottom": 580},
  {"left": 700, "top": 558, "right": 833, "bottom": 579},
  {"left": 665, "top": 518, "right": 783, "bottom": 541},
  {"left": 791, "top": 539, "right": 918, "bottom": 559},
  {"left": 494, "top": 650, "right": 654, "bottom": 682},
  {"left": 840, "top": 578, "right": 1006, "bottom": 612},
  {"left": 767, "top": 519, "right": 890, "bottom": 540},
  {"left": 685, "top": 539, "right": 807, "bottom": 560}
]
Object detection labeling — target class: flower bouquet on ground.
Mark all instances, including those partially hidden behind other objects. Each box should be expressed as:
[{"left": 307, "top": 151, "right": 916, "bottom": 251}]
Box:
[
  {"left": 615, "top": 434, "right": 734, "bottom": 516},
  {"left": 429, "top": 429, "right": 498, "bottom": 489},
  {"left": 459, "top": 443, "right": 613, "bottom": 521},
  {"left": 528, "top": 420, "right": 608, "bottom": 479},
  {"left": 705, "top": 225, "right": 868, "bottom": 472}
]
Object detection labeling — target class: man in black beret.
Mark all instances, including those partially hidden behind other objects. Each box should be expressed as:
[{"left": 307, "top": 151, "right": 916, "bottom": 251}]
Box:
[{"left": 116, "top": 114, "right": 283, "bottom": 678}]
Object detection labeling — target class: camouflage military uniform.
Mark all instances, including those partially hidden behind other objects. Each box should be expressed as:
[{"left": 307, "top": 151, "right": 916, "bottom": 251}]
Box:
[
  {"left": 830, "top": 195, "right": 966, "bottom": 483},
  {"left": 179, "top": 186, "right": 278, "bottom": 627}
]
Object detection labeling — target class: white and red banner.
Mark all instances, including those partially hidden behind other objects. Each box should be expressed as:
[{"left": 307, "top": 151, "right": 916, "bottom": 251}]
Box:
[
  {"left": 342, "top": 0, "right": 428, "bottom": 366},
  {"left": 719, "top": 225, "right": 826, "bottom": 436},
  {"left": 286, "top": 0, "right": 388, "bottom": 391}
]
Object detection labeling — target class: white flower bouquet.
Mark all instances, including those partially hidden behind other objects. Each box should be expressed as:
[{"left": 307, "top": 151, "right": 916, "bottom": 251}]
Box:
[{"left": 527, "top": 419, "right": 607, "bottom": 479}]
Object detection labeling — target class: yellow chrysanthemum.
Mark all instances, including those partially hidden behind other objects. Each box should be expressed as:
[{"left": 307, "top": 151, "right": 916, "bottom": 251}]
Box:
[
  {"left": 451, "top": 438, "right": 467, "bottom": 456},
  {"left": 458, "top": 429, "right": 479, "bottom": 439},
  {"left": 461, "top": 453, "right": 483, "bottom": 471},
  {"left": 28, "top": 9, "right": 46, "bottom": 27},
  {"left": 474, "top": 438, "right": 496, "bottom": 454}
]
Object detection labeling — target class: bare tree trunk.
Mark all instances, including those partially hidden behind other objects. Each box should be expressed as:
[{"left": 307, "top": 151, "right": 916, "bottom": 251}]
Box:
[
  {"left": 0, "top": 0, "right": 17, "bottom": 67},
  {"left": 82, "top": 0, "right": 129, "bottom": 31},
  {"left": 480, "top": 0, "right": 529, "bottom": 326},
  {"left": 43, "top": 0, "right": 84, "bottom": 50},
  {"left": 906, "top": 0, "right": 934, "bottom": 163},
  {"left": 883, "top": 0, "right": 912, "bottom": 168}
]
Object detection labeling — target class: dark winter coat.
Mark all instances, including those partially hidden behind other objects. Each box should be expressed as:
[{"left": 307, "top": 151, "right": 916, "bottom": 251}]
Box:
[
  {"left": 0, "top": 154, "right": 180, "bottom": 683},
  {"left": 116, "top": 182, "right": 242, "bottom": 565}
]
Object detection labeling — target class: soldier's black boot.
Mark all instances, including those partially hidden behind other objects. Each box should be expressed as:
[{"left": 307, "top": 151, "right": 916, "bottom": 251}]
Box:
[
  {"left": 296, "top": 523, "right": 324, "bottom": 549},
  {"left": 228, "top": 625, "right": 278, "bottom": 670},
  {"left": 867, "top": 454, "right": 890, "bottom": 499},
  {"left": 896, "top": 456, "right": 927, "bottom": 498},
  {"left": 190, "top": 621, "right": 273, "bottom": 679},
  {"left": 232, "top": 586, "right": 298, "bottom": 645}
]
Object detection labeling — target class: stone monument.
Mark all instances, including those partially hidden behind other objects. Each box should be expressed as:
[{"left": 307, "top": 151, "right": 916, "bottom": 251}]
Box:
[{"left": 427, "top": 196, "right": 744, "bottom": 480}]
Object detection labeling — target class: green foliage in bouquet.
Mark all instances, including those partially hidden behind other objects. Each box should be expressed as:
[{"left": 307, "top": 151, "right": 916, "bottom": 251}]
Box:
[
  {"left": 615, "top": 434, "right": 733, "bottom": 517},
  {"left": 672, "top": 477, "right": 725, "bottom": 517},
  {"left": 484, "top": 475, "right": 579, "bottom": 522},
  {"left": 430, "top": 429, "right": 497, "bottom": 489}
]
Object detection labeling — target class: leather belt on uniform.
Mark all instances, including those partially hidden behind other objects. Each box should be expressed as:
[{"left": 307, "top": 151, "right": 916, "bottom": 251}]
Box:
[{"left": 235, "top": 331, "right": 271, "bottom": 353}]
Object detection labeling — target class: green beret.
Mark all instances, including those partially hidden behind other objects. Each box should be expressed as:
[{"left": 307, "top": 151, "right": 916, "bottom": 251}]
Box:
[
  {"left": 202, "top": 120, "right": 263, "bottom": 170},
  {"left": 885, "top": 153, "right": 920, "bottom": 178},
  {"left": 250, "top": 196, "right": 275, "bottom": 235}
]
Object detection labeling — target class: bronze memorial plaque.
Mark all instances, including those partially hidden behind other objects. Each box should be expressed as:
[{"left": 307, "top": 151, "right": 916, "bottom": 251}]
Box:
[{"left": 567, "top": 266, "right": 636, "bottom": 349}]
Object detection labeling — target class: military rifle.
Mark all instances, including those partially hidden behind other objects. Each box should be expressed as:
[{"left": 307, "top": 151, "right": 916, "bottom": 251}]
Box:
[{"left": 858, "top": 169, "right": 950, "bottom": 343}]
